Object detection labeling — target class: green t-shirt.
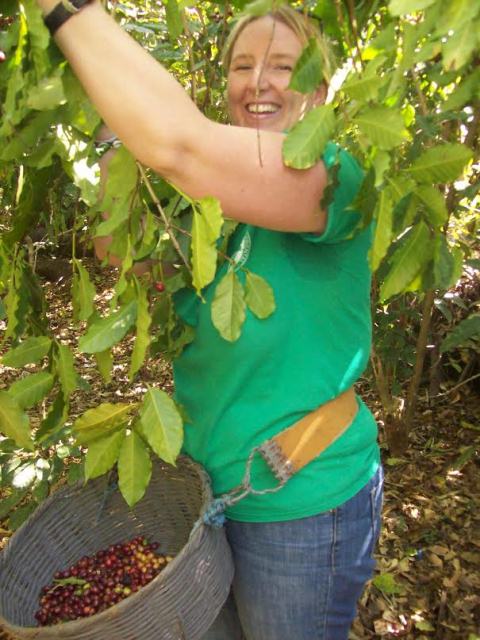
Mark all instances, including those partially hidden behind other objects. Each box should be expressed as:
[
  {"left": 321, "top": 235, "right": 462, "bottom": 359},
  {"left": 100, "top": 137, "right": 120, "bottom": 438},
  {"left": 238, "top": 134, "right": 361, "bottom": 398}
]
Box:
[{"left": 173, "top": 143, "right": 380, "bottom": 522}]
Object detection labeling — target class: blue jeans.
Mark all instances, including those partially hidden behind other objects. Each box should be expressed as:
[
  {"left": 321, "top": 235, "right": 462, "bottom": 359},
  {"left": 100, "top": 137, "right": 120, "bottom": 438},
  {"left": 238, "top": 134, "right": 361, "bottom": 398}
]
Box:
[{"left": 202, "top": 466, "right": 384, "bottom": 640}]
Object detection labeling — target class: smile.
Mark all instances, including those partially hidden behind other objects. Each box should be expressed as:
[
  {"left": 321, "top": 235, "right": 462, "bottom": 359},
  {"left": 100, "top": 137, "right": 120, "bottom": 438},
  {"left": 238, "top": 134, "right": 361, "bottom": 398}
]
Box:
[{"left": 246, "top": 103, "right": 280, "bottom": 114}]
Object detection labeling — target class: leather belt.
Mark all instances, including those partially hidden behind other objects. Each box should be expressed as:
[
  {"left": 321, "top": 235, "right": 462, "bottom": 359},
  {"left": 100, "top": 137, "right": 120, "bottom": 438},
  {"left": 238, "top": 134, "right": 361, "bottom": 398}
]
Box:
[{"left": 257, "top": 388, "right": 358, "bottom": 483}]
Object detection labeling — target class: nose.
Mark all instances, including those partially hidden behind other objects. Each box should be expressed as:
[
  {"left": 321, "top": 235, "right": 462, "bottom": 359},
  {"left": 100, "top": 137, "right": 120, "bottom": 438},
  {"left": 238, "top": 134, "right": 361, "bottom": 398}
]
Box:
[{"left": 246, "top": 63, "right": 271, "bottom": 93}]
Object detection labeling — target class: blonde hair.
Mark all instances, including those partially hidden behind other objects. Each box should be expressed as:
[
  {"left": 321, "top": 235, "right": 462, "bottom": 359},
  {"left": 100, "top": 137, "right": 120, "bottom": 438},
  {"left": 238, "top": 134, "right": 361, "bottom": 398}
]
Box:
[{"left": 222, "top": 4, "right": 336, "bottom": 86}]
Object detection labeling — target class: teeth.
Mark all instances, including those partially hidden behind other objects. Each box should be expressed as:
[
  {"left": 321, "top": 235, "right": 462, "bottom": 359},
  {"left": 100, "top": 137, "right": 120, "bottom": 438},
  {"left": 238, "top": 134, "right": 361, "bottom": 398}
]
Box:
[{"left": 247, "top": 103, "right": 279, "bottom": 114}]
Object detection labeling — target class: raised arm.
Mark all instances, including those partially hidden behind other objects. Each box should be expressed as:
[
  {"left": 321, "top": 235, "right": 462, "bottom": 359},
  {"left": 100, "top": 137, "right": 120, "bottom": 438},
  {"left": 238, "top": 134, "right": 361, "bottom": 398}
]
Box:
[{"left": 37, "top": 0, "right": 328, "bottom": 233}]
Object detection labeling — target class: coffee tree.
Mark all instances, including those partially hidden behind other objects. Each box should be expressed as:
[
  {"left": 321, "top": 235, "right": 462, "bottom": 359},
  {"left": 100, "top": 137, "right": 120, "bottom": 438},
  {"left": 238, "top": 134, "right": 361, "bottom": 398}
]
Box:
[{"left": 0, "top": 0, "right": 478, "bottom": 521}]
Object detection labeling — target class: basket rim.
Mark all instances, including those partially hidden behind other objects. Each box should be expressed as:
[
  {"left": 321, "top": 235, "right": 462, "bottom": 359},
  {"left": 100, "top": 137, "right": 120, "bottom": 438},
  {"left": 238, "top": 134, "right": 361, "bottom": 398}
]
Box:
[{"left": 0, "top": 456, "right": 215, "bottom": 635}]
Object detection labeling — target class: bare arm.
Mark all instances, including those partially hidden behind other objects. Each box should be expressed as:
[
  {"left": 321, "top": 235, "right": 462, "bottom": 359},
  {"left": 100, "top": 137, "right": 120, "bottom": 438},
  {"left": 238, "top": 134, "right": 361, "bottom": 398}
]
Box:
[{"left": 38, "top": 0, "right": 327, "bottom": 233}]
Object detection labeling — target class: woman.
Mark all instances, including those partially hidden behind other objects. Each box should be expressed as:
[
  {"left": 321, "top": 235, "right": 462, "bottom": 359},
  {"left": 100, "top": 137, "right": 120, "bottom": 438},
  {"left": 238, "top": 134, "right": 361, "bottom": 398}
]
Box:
[{"left": 37, "top": 1, "right": 383, "bottom": 638}]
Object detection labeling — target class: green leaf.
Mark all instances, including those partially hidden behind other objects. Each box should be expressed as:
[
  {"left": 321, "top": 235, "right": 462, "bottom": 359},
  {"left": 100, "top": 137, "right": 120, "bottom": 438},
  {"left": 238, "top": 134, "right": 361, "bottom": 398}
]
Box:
[
  {"left": 118, "top": 430, "right": 152, "bottom": 507},
  {"left": 73, "top": 259, "right": 96, "bottom": 322},
  {"left": 26, "top": 75, "right": 66, "bottom": 111},
  {"left": 354, "top": 108, "right": 410, "bottom": 150},
  {"left": 8, "top": 372, "right": 54, "bottom": 409},
  {"left": 440, "top": 314, "right": 480, "bottom": 353},
  {"left": 129, "top": 284, "right": 152, "bottom": 381},
  {"left": 370, "top": 189, "right": 394, "bottom": 272},
  {"left": 95, "top": 147, "right": 138, "bottom": 236},
  {"left": 8, "top": 502, "right": 37, "bottom": 532},
  {"left": 433, "top": 235, "right": 457, "bottom": 290},
  {"left": 373, "top": 572, "right": 405, "bottom": 594},
  {"left": 414, "top": 186, "right": 448, "bottom": 228},
  {"left": 0, "top": 488, "right": 29, "bottom": 520},
  {"left": 283, "top": 105, "right": 336, "bottom": 169},
  {"left": 95, "top": 350, "right": 113, "bottom": 383},
  {"left": 289, "top": 38, "right": 324, "bottom": 93},
  {"left": 211, "top": 270, "right": 246, "bottom": 342},
  {"left": 55, "top": 343, "right": 78, "bottom": 398},
  {"left": 2, "top": 336, "right": 52, "bottom": 368},
  {"left": 73, "top": 402, "right": 135, "bottom": 445},
  {"left": 442, "top": 23, "right": 478, "bottom": 71},
  {"left": 380, "top": 221, "right": 431, "bottom": 301},
  {"left": 407, "top": 144, "right": 473, "bottom": 183},
  {"left": 84, "top": 429, "right": 125, "bottom": 480},
  {"left": 388, "top": 0, "right": 436, "bottom": 16},
  {"left": 242, "top": 0, "right": 275, "bottom": 18},
  {"left": 191, "top": 196, "right": 223, "bottom": 293},
  {"left": 35, "top": 392, "right": 68, "bottom": 443},
  {"left": 343, "top": 74, "right": 384, "bottom": 102},
  {"left": 78, "top": 300, "right": 137, "bottom": 353},
  {"left": 0, "top": 391, "right": 33, "bottom": 451},
  {"left": 138, "top": 388, "right": 183, "bottom": 465},
  {"left": 165, "top": 0, "right": 184, "bottom": 39},
  {"left": 245, "top": 272, "right": 275, "bottom": 319}
]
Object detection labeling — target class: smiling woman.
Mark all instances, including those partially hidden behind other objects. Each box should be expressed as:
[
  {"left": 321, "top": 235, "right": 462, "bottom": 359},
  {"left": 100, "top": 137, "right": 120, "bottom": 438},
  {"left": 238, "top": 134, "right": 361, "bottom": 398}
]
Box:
[
  {"left": 223, "top": 6, "right": 335, "bottom": 133},
  {"left": 33, "top": 1, "right": 383, "bottom": 638}
]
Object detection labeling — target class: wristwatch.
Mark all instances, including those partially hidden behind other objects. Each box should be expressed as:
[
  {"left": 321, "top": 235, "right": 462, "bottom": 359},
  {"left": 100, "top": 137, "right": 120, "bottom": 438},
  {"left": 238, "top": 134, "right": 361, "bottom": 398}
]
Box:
[{"left": 44, "top": 0, "right": 94, "bottom": 36}]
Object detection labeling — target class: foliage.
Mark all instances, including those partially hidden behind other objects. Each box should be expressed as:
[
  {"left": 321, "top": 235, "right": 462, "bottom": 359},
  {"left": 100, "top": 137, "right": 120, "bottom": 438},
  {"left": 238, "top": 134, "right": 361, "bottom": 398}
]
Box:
[{"left": 0, "top": 0, "right": 479, "bottom": 512}]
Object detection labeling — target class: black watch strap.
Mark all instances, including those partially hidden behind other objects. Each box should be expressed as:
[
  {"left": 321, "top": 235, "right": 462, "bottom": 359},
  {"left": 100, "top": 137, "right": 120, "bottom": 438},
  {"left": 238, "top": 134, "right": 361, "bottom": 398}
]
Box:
[{"left": 44, "top": 0, "right": 93, "bottom": 36}]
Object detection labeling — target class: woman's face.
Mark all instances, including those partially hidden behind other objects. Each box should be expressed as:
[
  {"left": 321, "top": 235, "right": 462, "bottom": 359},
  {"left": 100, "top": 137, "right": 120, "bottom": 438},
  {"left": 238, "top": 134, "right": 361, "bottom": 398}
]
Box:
[{"left": 227, "top": 16, "right": 324, "bottom": 132}]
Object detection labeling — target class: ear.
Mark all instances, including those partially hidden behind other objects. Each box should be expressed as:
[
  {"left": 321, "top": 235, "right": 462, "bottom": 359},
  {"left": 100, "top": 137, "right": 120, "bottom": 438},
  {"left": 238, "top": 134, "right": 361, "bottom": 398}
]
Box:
[{"left": 312, "top": 83, "right": 328, "bottom": 106}]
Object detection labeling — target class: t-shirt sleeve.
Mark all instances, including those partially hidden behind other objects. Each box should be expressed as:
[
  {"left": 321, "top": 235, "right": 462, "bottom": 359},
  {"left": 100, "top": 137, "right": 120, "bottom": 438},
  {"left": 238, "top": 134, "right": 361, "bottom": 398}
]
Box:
[{"left": 300, "top": 142, "right": 365, "bottom": 245}]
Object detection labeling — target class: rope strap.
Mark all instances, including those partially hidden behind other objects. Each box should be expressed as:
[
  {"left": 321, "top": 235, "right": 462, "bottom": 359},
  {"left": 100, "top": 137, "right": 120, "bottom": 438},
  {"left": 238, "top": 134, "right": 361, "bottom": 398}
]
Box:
[{"left": 202, "top": 447, "right": 287, "bottom": 528}]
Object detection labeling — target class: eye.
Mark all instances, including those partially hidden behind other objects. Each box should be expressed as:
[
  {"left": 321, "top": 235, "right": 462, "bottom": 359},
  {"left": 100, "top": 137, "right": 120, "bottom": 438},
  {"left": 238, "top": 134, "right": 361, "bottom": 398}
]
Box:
[
  {"left": 233, "top": 64, "right": 253, "bottom": 71},
  {"left": 275, "top": 64, "right": 293, "bottom": 71}
]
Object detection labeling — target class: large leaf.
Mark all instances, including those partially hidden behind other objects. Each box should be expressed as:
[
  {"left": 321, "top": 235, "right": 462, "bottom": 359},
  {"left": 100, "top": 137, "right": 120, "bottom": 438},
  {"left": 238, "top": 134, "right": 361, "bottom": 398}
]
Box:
[
  {"left": 55, "top": 343, "right": 78, "bottom": 398},
  {"left": 370, "top": 189, "right": 394, "bottom": 272},
  {"left": 165, "top": 0, "right": 184, "bottom": 39},
  {"left": 138, "top": 388, "right": 183, "bottom": 465},
  {"left": 211, "top": 270, "right": 246, "bottom": 342},
  {"left": 245, "top": 272, "right": 275, "bottom": 319},
  {"left": 1, "top": 336, "right": 52, "bottom": 368},
  {"left": 282, "top": 105, "right": 336, "bottom": 169},
  {"left": 191, "top": 196, "right": 223, "bottom": 293},
  {"left": 78, "top": 300, "right": 137, "bottom": 353},
  {"left": 433, "top": 235, "right": 460, "bottom": 290},
  {"left": 73, "top": 402, "right": 135, "bottom": 445},
  {"left": 380, "top": 221, "right": 431, "bottom": 301},
  {"left": 118, "top": 430, "right": 152, "bottom": 507},
  {"left": 72, "top": 259, "right": 96, "bottom": 322},
  {"left": 129, "top": 284, "right": 152, "bottom": 381},
  {"left": 441, "top": 314, "right": 480, "bottom": 353},
  {"left": 95, "top": 350, "right": 113, "bottom": 383},
  {"left": 442, "top": 23, "right": 478, "bottom": 71},
  {"left": 289, "top": 38, "right": 324, "bottom": 93},
  {"left": 26, "top": 75, "right": 66, "bottom": 111},
  {"left": 84, "top": 429, "right": 125, "bottom": 481},
  {"left": 0, "top": 391, "right": 33, "bottom": 451},
  {"left": 8, "top": 372, "right": 54, "bottom": 410},
  {"left": 389, "top": 0, "right": 436, "bottom": 16},
  {"left": 414, "top": 185, "right": 448, "bottom": 228},
  {"left": 95, "top": 147, "right": 138, "bottom": 237},
  {"left": 354, "top": 108, "right": 410, "bottom": 150},
  {"left": 407, "top": 144, "right": 473, "bottom": 183}
]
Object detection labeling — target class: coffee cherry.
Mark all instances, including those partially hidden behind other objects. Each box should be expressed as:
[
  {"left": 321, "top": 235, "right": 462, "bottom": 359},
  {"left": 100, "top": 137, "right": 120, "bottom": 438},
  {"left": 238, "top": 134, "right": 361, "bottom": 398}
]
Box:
[
  {"left": 154, "top": 281, "right": 165, "bottom": 292},
  {"left": 34, "top": 536, "right": 172, "bottom": 626},
  {"left": 0, "top": 51, "right": 5, "bottom": 63}
]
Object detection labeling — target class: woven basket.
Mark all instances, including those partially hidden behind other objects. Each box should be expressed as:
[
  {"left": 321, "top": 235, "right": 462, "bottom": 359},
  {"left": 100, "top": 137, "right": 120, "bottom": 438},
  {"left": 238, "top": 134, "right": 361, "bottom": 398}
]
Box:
[{"left": 0, "top": 456, "right": 234, "bottom": 639}]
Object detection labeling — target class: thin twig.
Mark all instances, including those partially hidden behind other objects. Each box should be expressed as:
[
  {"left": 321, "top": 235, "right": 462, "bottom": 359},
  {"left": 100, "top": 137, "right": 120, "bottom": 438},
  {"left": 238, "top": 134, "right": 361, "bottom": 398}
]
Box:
[
  {"left": 255, "top": 17, "right": 278, "bottom": 168},
  {"left": 136, "top": 163, "right": 191, "bottom": 273},
  {"left": 434, "top": 373, "right": 480, "bottom": 397}
]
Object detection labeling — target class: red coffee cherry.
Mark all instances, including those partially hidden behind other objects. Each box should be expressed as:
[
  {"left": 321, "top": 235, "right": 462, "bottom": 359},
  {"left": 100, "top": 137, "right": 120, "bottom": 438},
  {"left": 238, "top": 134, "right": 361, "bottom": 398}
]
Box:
[
  {"left": 0, "top": 51, "right": 6, "bottom": 63},
  {"left": 154, "top": 281, "right": 165, "bottom": 293}
]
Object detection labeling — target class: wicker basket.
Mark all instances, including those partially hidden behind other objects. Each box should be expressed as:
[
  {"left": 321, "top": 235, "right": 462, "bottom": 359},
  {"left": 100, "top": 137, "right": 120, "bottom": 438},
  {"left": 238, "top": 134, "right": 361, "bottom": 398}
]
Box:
[{"left": 0, "top": 456, "right": 234, "bottom": 639}]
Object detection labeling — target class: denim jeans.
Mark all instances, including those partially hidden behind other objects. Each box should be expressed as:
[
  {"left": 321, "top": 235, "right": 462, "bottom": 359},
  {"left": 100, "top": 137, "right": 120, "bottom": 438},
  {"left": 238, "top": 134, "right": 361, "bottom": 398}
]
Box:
[{"left": 202, "top": 466, "right": 384, "bottom": 640}]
